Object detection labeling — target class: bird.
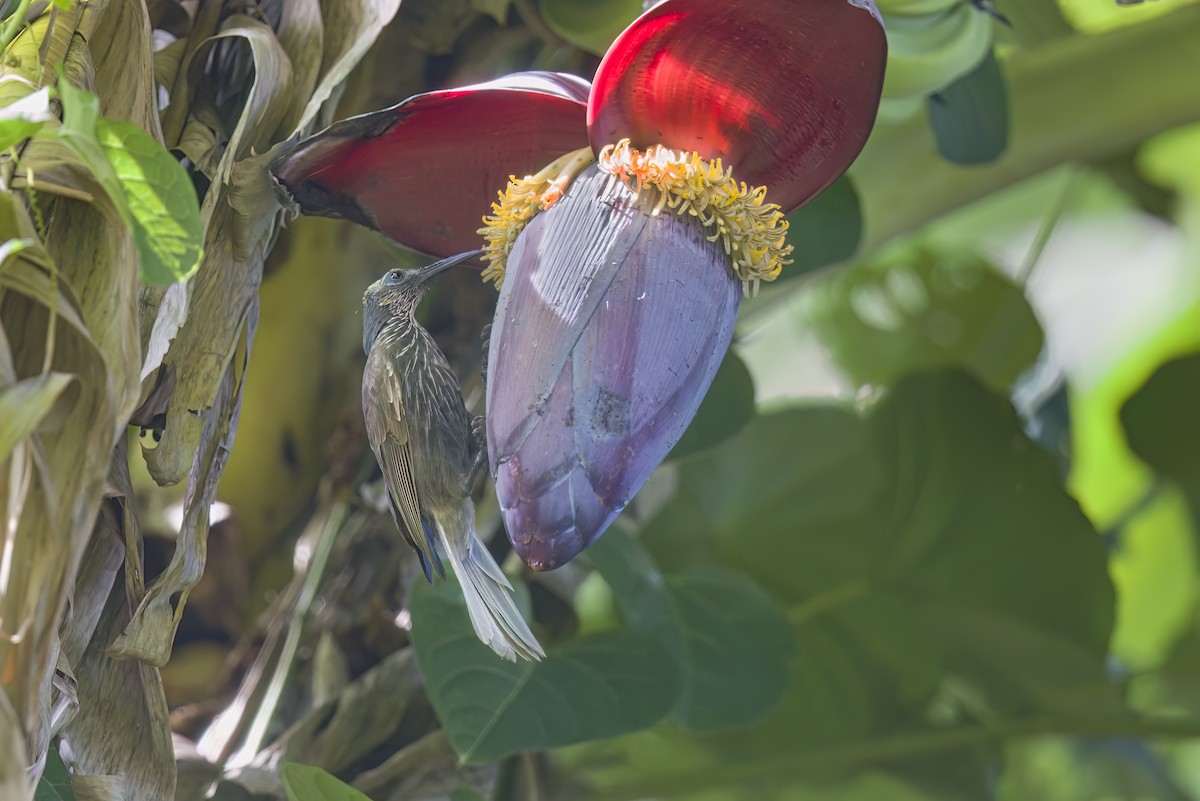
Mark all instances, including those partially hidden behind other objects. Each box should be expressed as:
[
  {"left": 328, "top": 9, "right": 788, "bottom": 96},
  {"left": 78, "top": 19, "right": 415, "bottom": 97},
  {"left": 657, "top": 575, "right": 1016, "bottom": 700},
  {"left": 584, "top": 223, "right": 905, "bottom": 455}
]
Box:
[{"left": 362, "top": 250, "right": 544, "bottom": 662}]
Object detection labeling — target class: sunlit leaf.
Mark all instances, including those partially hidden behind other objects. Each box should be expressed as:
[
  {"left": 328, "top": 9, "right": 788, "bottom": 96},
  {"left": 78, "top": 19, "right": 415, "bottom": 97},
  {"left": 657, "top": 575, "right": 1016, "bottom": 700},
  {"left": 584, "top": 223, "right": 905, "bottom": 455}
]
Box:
[
  {"left": 408, "top": 582, "right": 680, "bottom": 764},
  {"left": 282, "top": 763, "right": 373, "bottom": 801},
  {"left": 94, "top": 117, "right": 203, "bottom": 284},
  {"left": 54, "top": 79, "right": 202, "bottom": 285}
]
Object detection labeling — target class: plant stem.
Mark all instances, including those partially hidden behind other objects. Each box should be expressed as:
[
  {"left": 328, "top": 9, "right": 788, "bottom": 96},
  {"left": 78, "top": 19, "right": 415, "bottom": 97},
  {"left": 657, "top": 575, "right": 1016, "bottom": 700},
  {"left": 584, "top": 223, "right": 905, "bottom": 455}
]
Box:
[
  {"left": 854, "top": 4, "right": 1200, "bottom": 252},
  {"left": 787, "top": 579, "right": 870, "bottom": 626},
  {"left": 0, "top": 0, "right": 32, "bottom": 54},
  {"left": 1016, "top": 166, "right": 1080, "bottom": 287},
  {"left": 230, "top": 498, "right": 347, "bottom": 766}
]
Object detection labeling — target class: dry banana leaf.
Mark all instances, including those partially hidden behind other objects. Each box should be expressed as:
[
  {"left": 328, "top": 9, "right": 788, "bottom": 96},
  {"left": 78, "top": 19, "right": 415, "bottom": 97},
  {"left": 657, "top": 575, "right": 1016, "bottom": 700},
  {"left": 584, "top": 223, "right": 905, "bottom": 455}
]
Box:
[{"left": 57, "top": 442, "right": 174, "bottom": 801}]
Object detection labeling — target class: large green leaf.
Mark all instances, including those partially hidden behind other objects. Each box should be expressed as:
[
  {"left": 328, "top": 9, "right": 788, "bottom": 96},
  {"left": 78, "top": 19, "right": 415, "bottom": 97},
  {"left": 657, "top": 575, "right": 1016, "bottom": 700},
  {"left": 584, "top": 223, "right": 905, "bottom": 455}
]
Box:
[
  {"left": 588, "top": 530, "right": 792, "bottom": 729},
  {"left": 807, "top": 248, "right": 1043, "bottom": 391},
  {"left": 408, "top": 582, "right": 681, "bottom": 764},
  {"left": 644, "top": 370, "right": 1117, "bottom": 734},
  {"left": 54, "top": 79, "right": 202, "bottom": 285},
  {"left": 281, "top": 763, "right": 373, "bottom": 801},
  {"left": 564, "top": 371, "right": 1120, "bottom": 798},
  {"left": 668, "top": 348, "right": 756, "bottom": 461}
]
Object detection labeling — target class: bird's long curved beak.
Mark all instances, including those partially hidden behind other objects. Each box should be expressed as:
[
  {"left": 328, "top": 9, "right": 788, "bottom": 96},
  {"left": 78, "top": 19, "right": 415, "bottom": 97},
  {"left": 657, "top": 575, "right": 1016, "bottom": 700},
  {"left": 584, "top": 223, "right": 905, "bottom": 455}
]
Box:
[{"left": 418, "top": 249, "right": 484, "bottom": 284}]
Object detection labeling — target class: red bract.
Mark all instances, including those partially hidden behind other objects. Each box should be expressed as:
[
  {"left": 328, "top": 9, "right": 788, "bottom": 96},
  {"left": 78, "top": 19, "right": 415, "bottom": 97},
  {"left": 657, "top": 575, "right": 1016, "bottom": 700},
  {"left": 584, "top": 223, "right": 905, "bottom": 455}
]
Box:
[
  {"left": 588, "top": 0, "right": 886, "bottom": 212},
  {"left": 273, "top": 0, "right": 886, "bottom": 570},
  {"left": 273, "top": 73, "right": 591, "bottom": 257}
]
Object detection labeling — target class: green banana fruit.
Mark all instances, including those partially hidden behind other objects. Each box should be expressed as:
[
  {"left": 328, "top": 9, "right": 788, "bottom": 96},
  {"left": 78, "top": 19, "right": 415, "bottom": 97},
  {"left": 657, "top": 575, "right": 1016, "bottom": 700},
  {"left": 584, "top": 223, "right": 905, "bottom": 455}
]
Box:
[
  {"left": 876, "top": 0, "right": 958, "bottom": 14},
  {"left": 881, "top": 4, "right": 994, "bottom": 101}
]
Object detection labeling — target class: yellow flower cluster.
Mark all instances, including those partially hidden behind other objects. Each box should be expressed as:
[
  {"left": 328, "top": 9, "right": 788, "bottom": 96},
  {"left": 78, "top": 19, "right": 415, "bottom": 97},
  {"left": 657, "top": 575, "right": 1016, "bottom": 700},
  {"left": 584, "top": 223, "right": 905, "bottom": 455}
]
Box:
[
  {"left": 478, "top": 147, "right": 594, "bottom": 287},
  {"left": 598, "top": 139, "right": 792, "bottom": 295},
  {"left": 477, "top": 140, "right": 792, "bottom": 294}
]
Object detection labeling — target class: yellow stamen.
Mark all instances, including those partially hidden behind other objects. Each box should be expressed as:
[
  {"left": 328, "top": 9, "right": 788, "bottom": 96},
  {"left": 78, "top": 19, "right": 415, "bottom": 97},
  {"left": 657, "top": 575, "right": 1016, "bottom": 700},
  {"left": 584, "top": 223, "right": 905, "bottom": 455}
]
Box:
[
  {"left": 477, "top": 140, "right": 792, "bottom": 296},
  {"left": 477, "top": 146, "right": 595, "bottom": 287},
  {"left": 597, "top": 139, "right": 792, "bottom": 295}
]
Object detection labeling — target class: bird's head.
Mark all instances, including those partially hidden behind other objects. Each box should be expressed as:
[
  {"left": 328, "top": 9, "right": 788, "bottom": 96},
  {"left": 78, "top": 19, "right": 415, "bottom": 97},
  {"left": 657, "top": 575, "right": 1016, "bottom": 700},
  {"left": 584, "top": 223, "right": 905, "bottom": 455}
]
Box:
[{"left": 363, "top": 250, "right": 481, "bottom": 350}]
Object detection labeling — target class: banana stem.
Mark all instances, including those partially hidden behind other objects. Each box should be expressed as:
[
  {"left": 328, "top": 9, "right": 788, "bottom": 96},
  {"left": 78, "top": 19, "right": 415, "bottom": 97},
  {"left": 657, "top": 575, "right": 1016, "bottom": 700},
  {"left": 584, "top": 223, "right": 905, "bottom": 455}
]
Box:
[{"left": 853, "top": 4, "right": 1200, "bottom": 251}]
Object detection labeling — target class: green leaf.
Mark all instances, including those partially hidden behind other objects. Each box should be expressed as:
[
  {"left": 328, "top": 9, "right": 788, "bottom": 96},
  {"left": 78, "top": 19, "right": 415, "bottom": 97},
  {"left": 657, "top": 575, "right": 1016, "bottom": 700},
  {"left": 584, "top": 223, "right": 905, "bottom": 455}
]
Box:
[
  {"left": 34, "top": 745, "right": 76, "bottom": 801},
  {"left": 928, "top": 49, "right": 1009, "bottom": 165},
  {"left": 808, "top": 248, "right": 1043, "bottom": 391},
  {"left": 782, "top": 175, "right": 863, "bottom": 277},
  {"left": 53, "top": 79, "right": 202, "bottom": 285},
  {"left": 539, "top": 0, "right": 643, "bottom": 55},
  {"left": 95, "top": 117, "right": 204, "bottom": 285},
  {"left": 668, "top": 349, "right": 755, "bottom": 461},
  {"left": 0, "top": 86, "right": 52, "bottom": 152},
  {"left": 643, "top": 370, "right": 1117, "bottom": 744},
  {"left": 408, "top": 581, "right": 681, "bottom": 764},
  {"left": 589, "top": 530, "right": 792, "bottom": 730},
  {"left": 1120, "top": 351, "right": 1200, "bottom": 490},
  {"left": 281, "top": 763, "right": 374, "bottom": 801}
]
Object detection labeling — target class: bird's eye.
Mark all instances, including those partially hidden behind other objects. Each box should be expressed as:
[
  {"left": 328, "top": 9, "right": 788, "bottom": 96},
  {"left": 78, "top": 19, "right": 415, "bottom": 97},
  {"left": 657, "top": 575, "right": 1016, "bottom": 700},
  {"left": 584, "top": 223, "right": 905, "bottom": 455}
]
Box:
[{"left": 387, "top": 269, "right": 402, "bottom": 281}]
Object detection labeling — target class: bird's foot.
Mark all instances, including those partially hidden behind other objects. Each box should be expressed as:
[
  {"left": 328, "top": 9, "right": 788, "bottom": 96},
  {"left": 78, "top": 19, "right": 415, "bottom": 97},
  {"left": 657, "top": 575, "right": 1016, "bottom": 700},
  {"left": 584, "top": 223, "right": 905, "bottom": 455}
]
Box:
[
  {"left": 465, "top": 415, "right": 489, "bottom": 494},
  {"left": 479, "top": 323, "right": 492, "bottom": 392}
]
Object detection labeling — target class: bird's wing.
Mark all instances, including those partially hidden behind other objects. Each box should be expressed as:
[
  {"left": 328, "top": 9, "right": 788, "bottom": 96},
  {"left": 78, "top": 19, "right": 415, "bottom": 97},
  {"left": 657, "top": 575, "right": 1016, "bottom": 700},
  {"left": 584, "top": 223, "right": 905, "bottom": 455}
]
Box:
[{"left": 363, "top": 347, "right": 443, "bottom": 580}]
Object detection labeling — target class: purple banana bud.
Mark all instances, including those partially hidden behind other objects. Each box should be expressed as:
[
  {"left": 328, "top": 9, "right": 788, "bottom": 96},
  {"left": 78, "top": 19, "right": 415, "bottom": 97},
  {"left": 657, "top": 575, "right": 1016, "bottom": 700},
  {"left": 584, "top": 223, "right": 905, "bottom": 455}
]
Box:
[{"left": 486, "top": 165, "right": 741, "bottom": 570}]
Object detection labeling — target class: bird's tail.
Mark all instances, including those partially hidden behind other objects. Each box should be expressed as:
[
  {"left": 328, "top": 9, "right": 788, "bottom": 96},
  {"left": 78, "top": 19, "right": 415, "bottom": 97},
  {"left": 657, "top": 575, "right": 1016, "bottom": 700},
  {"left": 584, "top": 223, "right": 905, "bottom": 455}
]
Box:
[{"left": 436, "top": 503, "right": 545, "bottom": 662}]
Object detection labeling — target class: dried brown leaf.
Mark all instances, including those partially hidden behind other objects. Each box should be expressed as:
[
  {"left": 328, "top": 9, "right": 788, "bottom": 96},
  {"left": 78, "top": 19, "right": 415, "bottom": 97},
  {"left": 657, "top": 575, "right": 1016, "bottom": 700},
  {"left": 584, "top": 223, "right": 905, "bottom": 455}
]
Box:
[
  {"left": 275, "top": 0, "right": 324, "bottom": 137},
  {"left": 253, "top": 649, "right": 426, "bottom": 776},
  {"left": 57, "top": 443, "right": 174, "bottom": 801},
  {"left": 355, "top": 730, "right": 496, "bottom": 801},
  {"left": 92, "top": 0, "right": 163, "bottom": 139},
  {"left": 295, "top": 0, "right": 402, "bottom": 134},
  {"left": 153, "top": 37, "right": 188, "bottom": 94},
  {"left": 186, "top": 15, "right": 293, "bottom": 185},
  {"left": 0, "top": 691, "right": 30, "bottom": 801},
  {"left": 0, "top": 370, "right": 75, "bottom": 462},
  {"left": 114, "top": 299, "right": 254, "bottom": 665}
]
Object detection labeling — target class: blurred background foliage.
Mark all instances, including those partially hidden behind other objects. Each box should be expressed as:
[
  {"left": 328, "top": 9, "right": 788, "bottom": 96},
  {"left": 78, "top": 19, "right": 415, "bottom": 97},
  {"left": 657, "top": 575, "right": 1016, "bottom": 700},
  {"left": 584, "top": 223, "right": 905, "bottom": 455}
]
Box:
[{"left": 3, "top": 0, "right": 1200, "bottom": 799}]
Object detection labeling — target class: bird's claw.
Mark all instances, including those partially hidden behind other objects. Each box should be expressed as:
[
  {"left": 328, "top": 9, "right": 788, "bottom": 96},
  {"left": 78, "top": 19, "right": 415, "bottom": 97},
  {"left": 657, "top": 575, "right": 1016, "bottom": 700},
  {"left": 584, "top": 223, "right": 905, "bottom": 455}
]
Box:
[
  {"left": 465, "top": 415, "right": 488, "bottom": 494},
  {"left": 479, "top": 323, "right": 492, "bottom": 391}
]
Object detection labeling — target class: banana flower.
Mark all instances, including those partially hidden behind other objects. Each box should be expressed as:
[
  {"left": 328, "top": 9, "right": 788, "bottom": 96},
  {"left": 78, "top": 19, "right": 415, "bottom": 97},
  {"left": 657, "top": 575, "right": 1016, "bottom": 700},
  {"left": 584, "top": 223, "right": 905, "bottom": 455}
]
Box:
[{"left": 274, "top": 0, "right": 887, "bottom": 570}]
